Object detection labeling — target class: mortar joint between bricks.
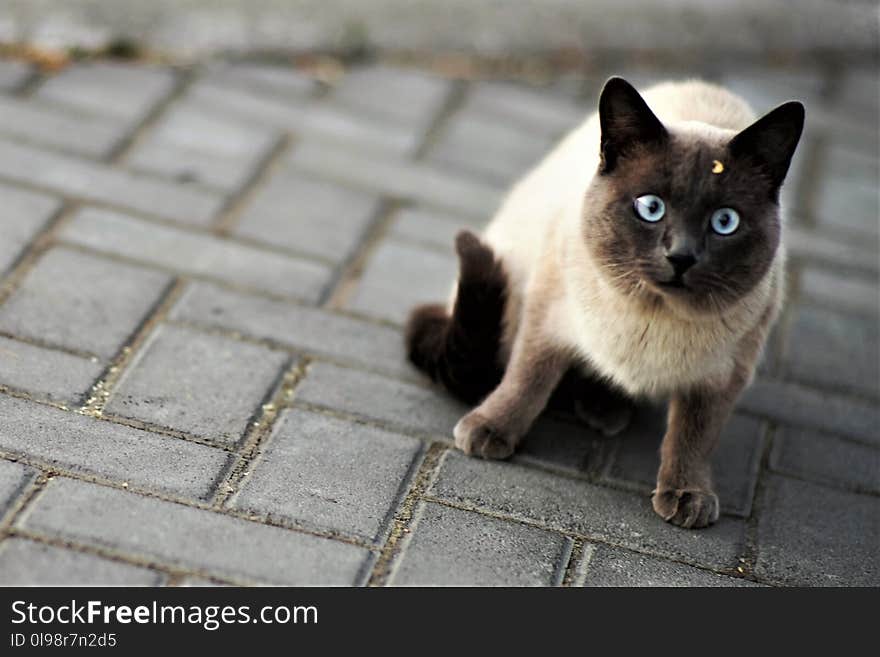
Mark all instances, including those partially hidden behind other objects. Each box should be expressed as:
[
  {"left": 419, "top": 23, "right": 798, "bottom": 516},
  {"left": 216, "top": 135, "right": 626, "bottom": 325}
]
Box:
[
  {"left": 366, "top": 442, "right": 449, "bottom": 587},
  {"left": 411, "top": 78, "right": 468, "bottom": 161},
  {"left": 0, "top": 469, "right": 54, "bottom": 535},
  {"left": 210, "top": 358, "right": 312, "bottom": 509},
  {"left": 739, "top": 421, "right": 777, "bottom": 579},
  {"left": 79, "top": 278, "right": 187, "bottom": 418}
]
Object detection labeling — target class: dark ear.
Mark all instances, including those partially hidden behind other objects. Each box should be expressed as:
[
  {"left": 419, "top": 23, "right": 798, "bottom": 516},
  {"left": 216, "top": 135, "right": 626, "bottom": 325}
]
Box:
[
  {"left": 728, "top": 101, "right": 805, "bottom": 190},
  {"left": 598, "top": 77, "right": 668, "bottom": 174}
]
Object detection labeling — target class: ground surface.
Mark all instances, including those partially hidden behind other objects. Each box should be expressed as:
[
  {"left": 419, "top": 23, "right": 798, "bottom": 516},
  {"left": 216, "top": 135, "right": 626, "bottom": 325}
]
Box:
[{"left": 0, "top": 56, "right": 876, "bottom": 586}]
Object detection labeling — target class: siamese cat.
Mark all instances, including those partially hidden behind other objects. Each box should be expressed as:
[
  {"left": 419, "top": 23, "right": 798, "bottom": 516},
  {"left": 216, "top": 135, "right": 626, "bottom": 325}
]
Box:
[{"left": 406, "top": 77, "right": 803, "bottom": 529}]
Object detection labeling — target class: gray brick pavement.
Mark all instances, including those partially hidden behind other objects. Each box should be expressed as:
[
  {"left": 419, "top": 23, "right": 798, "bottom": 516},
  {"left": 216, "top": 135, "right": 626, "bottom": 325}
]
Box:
[{"left": 0, "top": 57, "right": 876, "bottom": 586}]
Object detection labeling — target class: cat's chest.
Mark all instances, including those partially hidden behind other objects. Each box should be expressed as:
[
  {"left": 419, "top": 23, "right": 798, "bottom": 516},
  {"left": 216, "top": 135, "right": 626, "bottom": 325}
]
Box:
[{"left": 566, "top": 300, "right": 736, "bottom": 397}]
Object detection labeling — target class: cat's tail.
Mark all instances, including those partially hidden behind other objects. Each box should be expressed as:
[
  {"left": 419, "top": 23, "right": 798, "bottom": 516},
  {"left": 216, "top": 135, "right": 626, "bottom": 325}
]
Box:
[{"left": 404, "top": 230, "right": 508, "bottom": 405}]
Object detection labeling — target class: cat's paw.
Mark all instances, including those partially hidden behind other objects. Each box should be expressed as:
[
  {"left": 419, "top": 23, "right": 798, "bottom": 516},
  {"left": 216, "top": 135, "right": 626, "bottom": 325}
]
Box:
[
  {"left": 453, "top": 412, "right": 515, "bottom": 460},
  {"left": 574, "top": 398, "right": 632, "bottom": 437},
  {"left": 652, "top": 487, "right": 720, "bottom": 529}
]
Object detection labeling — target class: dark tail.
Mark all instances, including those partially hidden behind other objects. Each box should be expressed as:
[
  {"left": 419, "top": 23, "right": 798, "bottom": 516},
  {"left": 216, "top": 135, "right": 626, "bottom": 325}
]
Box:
[{"left": 405, "top": 230, "right": 508, "bottom": 405}]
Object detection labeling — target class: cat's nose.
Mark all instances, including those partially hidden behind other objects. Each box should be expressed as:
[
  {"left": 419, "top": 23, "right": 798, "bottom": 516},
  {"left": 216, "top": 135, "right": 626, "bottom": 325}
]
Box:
[{"left": 666, "top": 252, "right": 697, "bottom": 277}]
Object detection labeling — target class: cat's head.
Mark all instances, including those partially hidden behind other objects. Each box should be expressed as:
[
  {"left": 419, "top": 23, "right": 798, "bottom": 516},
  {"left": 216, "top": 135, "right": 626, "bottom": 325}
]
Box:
[{"left": 583, "top": 77, "right": 804, "bottom": 316}]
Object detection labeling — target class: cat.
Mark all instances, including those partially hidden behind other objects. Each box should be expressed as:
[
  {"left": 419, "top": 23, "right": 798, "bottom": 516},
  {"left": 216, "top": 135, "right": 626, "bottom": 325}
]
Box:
[{"left": 406, "top": 76, "right": 803, "bottom": 529}]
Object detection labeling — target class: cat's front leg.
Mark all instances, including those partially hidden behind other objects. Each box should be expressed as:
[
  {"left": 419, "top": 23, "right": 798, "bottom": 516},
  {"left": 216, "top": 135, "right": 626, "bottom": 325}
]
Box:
[
  {"left": 651, "top": 383, "right": 742, "bottom": 529},
  {"left": 454, "top": 336, "right": 569, "bottom": 460}
]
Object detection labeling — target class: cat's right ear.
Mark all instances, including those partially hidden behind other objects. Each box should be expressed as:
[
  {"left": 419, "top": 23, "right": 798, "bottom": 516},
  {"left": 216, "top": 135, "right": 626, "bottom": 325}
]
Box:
[{"left": 598, "top": 77, "right": 668, "bottom": 174}]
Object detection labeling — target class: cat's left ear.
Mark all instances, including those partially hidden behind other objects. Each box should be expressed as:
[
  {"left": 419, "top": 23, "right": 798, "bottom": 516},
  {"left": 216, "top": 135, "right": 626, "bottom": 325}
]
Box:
[
  {"left": 728, "top": 101, "right": 805, "bottom": 189},
  {"left": 598, "top": 77, "right": 668, "bottom": 174}
]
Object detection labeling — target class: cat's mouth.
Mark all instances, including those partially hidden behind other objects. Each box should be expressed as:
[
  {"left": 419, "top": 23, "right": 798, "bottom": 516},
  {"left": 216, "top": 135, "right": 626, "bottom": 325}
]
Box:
[{"left": 657, "top": 278, "right": 688, "bottom": 290}]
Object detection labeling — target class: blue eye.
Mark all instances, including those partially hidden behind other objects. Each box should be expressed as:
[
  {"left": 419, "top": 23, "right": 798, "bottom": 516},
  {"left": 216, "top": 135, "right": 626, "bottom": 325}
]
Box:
[
  {"left": 710, "top": 208, "right": 740, "bottom": 235},
  {"left": 634, "top": 195, "right": 665, "bottom": 223}
]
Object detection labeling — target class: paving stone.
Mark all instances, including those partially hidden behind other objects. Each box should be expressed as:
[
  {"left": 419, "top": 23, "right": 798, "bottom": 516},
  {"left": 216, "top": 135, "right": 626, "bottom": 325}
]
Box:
[
  {"left": 390, "top": 206, "right": 485, "bottom": 251},
  {"left": 429, "top": 451, "right": 746, "bottom": 570},
  {"left": 0, "top": 59, "right": 33, "bottom": 91},
  {"left": 60, "top": 208, "right": 333, "bottom": 302},
  {"left": 515, "top": 415, "right": 605, "bottom": 476},
  {"left": 184, "top": 80, "right": 420, "bottom": 155},
  {"left": 0, "top": 95, "right": 127, "bottom": 158},
  {"left": 331, "top": 65, "right": 450, "bottom": 128},
  {"left": 106, "top": 324, "right": 288, "bottom": 446},
  {"left": 289, "top": 139, "right": 504, "bottom": 219},
  {"left": 427, "top": 110, "right": 556, "bottom": 185},
  {"left": 0, "top": 538, "right": 165, "bottom": 585},
  {"left": 231, "top": 408, "right": 421, "bottom": 542},
  {"left": 347, "top": 239, "right": 457, "bottom": 325},
  {"left": 0, "top": 395, "right": 230, "bottom": 499},
  {"left": 815, "top": 146, "right": 879, "bottom": 239},
  {"left": 20, "top": 478, "right": 371, "bottom": 585},
  {"left": 755, "top": 475, "right": 879, "bottom": 586},
  {"left": 579, "top": 545, "right": 755, "bottom": 587},
  {"left": 201, "top": 61, "right": 319, "bottom": 98},
  {"left": 295, "top": 362, "right": 466, "bottom": 437},
  {"left": 391, "top": 501, "right": 570, "bottom": 586},
  {"left": 169, "top": 283, "right": 413, "bottom": 379},
  {"left": 465, "top": 82, "right": 585, "bottom": 136},
  {"left": 605, "top": 410, "right": 766, "bottom": 517},
  {"left": 126, "top": 103, "right": 280, "bottom": 190},
  {"left": 0, "top": 139, "right": 224, "bottom": 226},
  {"left": 0, "top": 247, "right": 172, "bottom": 359},
  {"left": 799, "top": 266, "right": 879, "bottom": 317},
  {"left": 36, "top": 63, "right": 176, "bottom": 124},
  {"left": 785, "top": 224, "right": 879, "bottom": 275},
  {"left": 739, "top": 378, "right": 879, "bottom": 445},
  {"left": 770, "top": 427, "right": 880, "bottom": 494},
  {"left": 837, "top": 69, "right": 879, "bottom": 119},
  {"left": 0, "top": 336, "right": 103, "bottom": 404},
  {"left": 0, "top": 459, "right": 36, "bottom": 519},
  {"left": 234, "top": 171, "right": 381, "bottom": 262},
  {"left": 0, "top": 183, "right": 60, "bottom": 275},
  {"left": 783, "top": 305, "right": 879, "bottom": 397}
]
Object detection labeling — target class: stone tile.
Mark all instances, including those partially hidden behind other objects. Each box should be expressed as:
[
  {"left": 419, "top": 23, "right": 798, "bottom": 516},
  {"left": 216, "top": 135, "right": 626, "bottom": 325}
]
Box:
[
  {"left": 0, "top": 459, "right": 36, "bottom": 518},
  {"left": 605, "top": 410, "right": 766, "bottom": 517},
  {"left": 815, "top": 146, "right": 879, "bottom": 239},
  {"left": 231, "top": 408, "right": 421, "bottom": 542},
  {"left": 0, "top": 395, "right": 230, "bottom": 500},
  {"left": 0, "top": 59, "right": 33, "bottom": 91},
  {"left": 515, "top": 414, "right": 606, "bottom": 476},
  {"left": 0, "top": 336, "right": 103, "bottom": 404},
  {"left": 60, "top": 208, "right": 333, "bottom": 303},
  {"left": 126, "top": 103, "right": 280, "bottom": 190},
  {"left": 184, "top": 80, "right": 420, "bottom": 155},
  {"left": 0, "top": 538, "right": 165, "bottom": 585},
  {"left": 347, "top": 239, "right": 457, "bottom": 325},
  {"left": 770, "top": 427, "right": 880, "bottom": 494},
  {"left": 36, "top": 63, "right": 176, "bottom": 124},
  {"left": 391, "top": 501, "right": 570, "bottom": 586},
  {"left": 389, "top": 206, "right": 485, "bottom": 252},
  {"left": 0, "top": 183, "right": 60, "bottom": 275},
  {"left": 755, "top": 475, "right": 879, "bottom": 586},
  {"left": 169, "top": 283, "right": 413, "bottom": 379},
  {"left": 0, "top": 139, "right": 224, "bottom": 226},
  {"left": 295, "top": 361, "right": 466, "bottom": 438},
  {"left": 0, "top": 247, "right": 172, "bottom": 359},
  {"left": 799, "top": 266, "right": 879, "bottom": 317},
  {"left": 430, "top": 451, "right": 746, "bottom": 570},
  {"left": 331, "top": 65, "right": 450, "bottom": 129},
  {"left": 289, "top": 139, "right": 504, "bottom": 219},
  {"left": 783, "top": 305, "right": 879, "bottom": 397},
  {"left": 836, "top": 69, "right": 879, "bottom": 119},
  {"left": 201, "top": 61, "right": 319, "bottom": 98},
  {"left": 20, "top": 478, "right": 371, "bottom": 585},
  {"left": 0, "top": 95, "right": 126, "bottom": 158},
  {"left": 234, "top": 171, "right": 381, "bottom": 262},
  {"left": 465, "top": 82, "right": 585, "bottom": 136},
  {"left": 785, "top": 224, "right": 879, "bottom": 275},
  {"left": 427, "top": 110, "right": 556, "bottom": 185},
  {"left": 579, "top": 545, "right": 755, "bottom": 587},
  {"left": 739, "top": 379, "right": 879, "bottom": 445},
  {"left": 106, "top": 324, "right": 288, "bottom": 446}
]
